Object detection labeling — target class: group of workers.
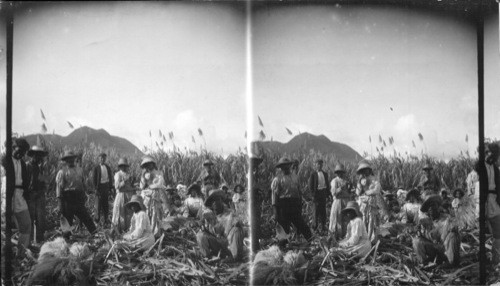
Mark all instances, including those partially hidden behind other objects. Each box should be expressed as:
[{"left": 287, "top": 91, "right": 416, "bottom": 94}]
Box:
[{"left": 2, "top": 137, "right": 499, "bottom": 269}]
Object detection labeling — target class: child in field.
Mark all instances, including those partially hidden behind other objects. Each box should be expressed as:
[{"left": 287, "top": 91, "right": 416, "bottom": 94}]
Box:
[
  {"left": 399, "top": 189, "right": 422, "bottom": 224},
  {"left": 122, "top": 195, "right": 155, "bottom": 251},
  {"left": 232, "top": 184, "right": 246, "bottom": 213},
  {"left": 451, "top": 188, "right": 475, "bottom": 230}
]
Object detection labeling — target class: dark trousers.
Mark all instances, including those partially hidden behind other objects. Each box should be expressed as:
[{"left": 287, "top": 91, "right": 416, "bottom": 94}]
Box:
[
  {"left": 314, "top": 189, "right": 327, "bottom": 230},
  {"left": 62, "top": 191, "right": 97, "bottom": 234},
  {"left": 96, "top": 183, "right": 110, "bottom": 223},
  {"left": 28, "top": 192, "right": 47, "bottom": 243},
  {"left": 277, "top": 197, "right": 312, "bottom": 240}
]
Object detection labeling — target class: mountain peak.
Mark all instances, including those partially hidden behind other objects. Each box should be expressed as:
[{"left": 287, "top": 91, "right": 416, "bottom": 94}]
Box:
[
  {"left": 254, "top": 133, "right": 361, "bottom": 162},
  {"left": 24, "top": 127, "right": 141, "bottom": 156}
]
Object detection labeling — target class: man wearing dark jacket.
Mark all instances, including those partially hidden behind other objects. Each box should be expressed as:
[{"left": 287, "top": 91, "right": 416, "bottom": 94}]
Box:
[
  {"left": 26, "top": 145, "right": 49, "bottom": 243},
  {"left": 309, "top": 159, "right": 331, "bottom": 233},
  {"left": 92, "top": 153, "right": 113, "bottom": 226}
]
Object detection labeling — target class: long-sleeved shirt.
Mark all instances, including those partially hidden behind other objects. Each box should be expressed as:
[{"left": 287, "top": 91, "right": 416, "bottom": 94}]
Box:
[
  {"left": 271, "top": 173, "right": 300, "bottom": 205},
  {"left": 399, "top": 202, "right": 422, "bottom": 224},
  {"left": 339, "top": 217, "right": 369, "bottom": 247},
  {"left": 124, "top": 210, "right": 153, "bottom": 240},
  {"left": 330, "top": 177, "right": 351, "bottom": 200},
  {"left": 114, "top": 170, "right": 134, "bottom": 193},
  {"left": 56, "top": 166, "right": 85, "bottom": 197}
]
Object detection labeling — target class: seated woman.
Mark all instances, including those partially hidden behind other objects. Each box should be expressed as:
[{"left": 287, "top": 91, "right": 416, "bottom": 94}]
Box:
[
  {"left": 398, "top": 189, "right": 422, "bottom": 224},
  {"left": 337, "top": 201, "right": 372, "bottom": 259},
  {"left": 121, "top": 195, "right": 155, "bottom": 251}
]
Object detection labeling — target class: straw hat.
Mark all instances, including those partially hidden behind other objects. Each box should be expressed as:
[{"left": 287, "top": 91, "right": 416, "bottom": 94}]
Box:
[
  {"left": 420, "top": 195, "right": 442, "bottom": 213},
  {"left": 334, "top": 164, "right": 346, "bottom": 174},
  {"left": 356, "top": 160, "right": 372, "bottom": 174},
  {"left": 341, "top": 201, "right": 362, "bottom": 217},
  {"left": 275, "top": 157, "right": 293, "bottom": 169},
  {"left": 125, "top": 195, "right": 145, "bottom": 211},
  {"left": 141, "top": 156, "right": 156, "bottom": 168},
  {"left": 117, "top": 158, "right": 129, "bottom": 167},
  {"left": 27, "top": 145, "right": 48, "bottom": 157},
  {"left": 203, "top": 159, "right": 214, "bottom": 166},
  {"left": 61, "top": 151, "right": 77, "bottom": 161}
]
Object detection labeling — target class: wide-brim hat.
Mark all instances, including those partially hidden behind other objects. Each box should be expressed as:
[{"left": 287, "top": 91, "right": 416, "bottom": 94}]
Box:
[
  {"left": 420, "top": 195, "right": 442, "bottom": 213},
  {"left": 27, "top": 145, "right": 48, "bottom": 157},
  {"left": 341, "top": 201, "right": 362, "bottom": 217},
  {"left": 141, "top": 156, "right": 156, "bottom": 168},
  {"left": 187, "top": 184, "right": 202, "bottom": 196},
  {"left": 233, "top": 184, "right": 244, "bottom": 193},
  {"left": 125, "top": 195, "right": 145, "bottom": 211},
  {"left": 422, "top": 163, "right": 433, "bottom": 170},
  {"left": 61, "top": 151, "right": 77, "bottom": 161},
  {"left": 204, "top": 189, "right": 226, "bottom": 207},
  {"left": 334, "top": 163, "right": 346, "bottom": 174},
  {"left": 249, "top": 155, "right": 263, "bottom": 165},
  {"left": 356, "top": 160, "right": 372, "bottom": 174},
  {"left": 203, "top": 159, "right": 214, "bottom": 166},
  {"left": 405, "top": 189, "right": 420, "bottom": 201},
  {"left": 117, "top": 158, "right": 129, "bottom": 167},
  {"left": 275, "top": 157, "right": 293, "bottom": 169}
]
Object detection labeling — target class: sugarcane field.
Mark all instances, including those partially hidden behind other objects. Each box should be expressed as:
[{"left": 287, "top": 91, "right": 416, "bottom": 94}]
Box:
[
  {"left": 2, "top": 1, "right": 500, "bottom": 286},
  {"left": 1, "top": 136, "right": 500, "bottom": 285}
]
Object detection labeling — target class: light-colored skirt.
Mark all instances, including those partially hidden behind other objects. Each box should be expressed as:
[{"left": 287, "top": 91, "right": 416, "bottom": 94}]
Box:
[
  {"left": 329, "top": 198, "right": 348, "bottom": 234},
  {"left": 112, "top": 192, "right": 132, "bottom": 233},
  {"left": 340, "top": 238, "right": 372, "bottom": 259}
]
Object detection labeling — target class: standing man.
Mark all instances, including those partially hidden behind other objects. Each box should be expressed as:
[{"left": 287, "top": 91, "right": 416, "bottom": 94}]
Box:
[
  {"left": 93, "top": 153, "right": 113, "bottom": 226},
  {"left": 1, "top": 138, "right": 31, "bottom": 255},
  {"left": 478, "top": 142, "right": 500, "bottom": 264},
  {"left": 57, "top": 151, "right": 97, "bottom": 235},
  {"left": 308, "top": 159, "right": 330, "bottom": 233},
  {"left": 26, "top": 145, "right": 49, "bottom": 243},
  {"left": 198, "top": 159, "right": 221, "bottom": 198},
  {"left": 271, "top": 157, "right": 312, "bottom": 241},
  {"left": 418, "top": 163, "right": 440, "bottom": 200}
]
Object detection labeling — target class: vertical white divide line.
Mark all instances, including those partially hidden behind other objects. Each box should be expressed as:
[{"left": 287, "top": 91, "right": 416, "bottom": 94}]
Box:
[{"left": 245, "top": 0, "right": 255, "bottom": 282}]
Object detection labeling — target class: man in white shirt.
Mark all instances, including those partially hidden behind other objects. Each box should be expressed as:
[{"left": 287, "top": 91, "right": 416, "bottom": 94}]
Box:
[
  {"left": 92, "top": 153, "right": 113, "bottom": 226},
  {"left": 308, "top": 159, "right": 331, "bottom": 233},
  {"left": 1, "top": 138, "right": 32, "bottom": 255}
]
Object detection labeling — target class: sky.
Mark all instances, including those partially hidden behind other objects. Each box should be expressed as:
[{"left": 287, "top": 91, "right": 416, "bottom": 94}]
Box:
[
  {"left": 253, "top": 5, "right": 500, "bottom": 159},
  {"left": 4, "top": 2, "right": 246, "bottom": 155},
  {"left": 1, "top": 3, "right": 499, "bottom": 158}
]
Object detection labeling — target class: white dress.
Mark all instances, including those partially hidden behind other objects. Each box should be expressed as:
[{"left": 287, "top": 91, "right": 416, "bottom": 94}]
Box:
[
  {"left": 123, "top": 210, "right": 155, "bottom": 251},
  {"left": 338, "top": 217, "right": 372, "bottom": 258}
]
